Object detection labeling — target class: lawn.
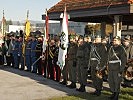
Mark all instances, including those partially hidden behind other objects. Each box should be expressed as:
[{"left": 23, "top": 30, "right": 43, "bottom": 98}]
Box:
[{"left": 49, "top": 87, "right": 133, "bottom": 100}]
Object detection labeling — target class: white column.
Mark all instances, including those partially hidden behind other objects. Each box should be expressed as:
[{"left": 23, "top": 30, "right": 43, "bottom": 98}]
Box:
[{"left": 113, "top": 15, "right": 122, "bottom": 38}]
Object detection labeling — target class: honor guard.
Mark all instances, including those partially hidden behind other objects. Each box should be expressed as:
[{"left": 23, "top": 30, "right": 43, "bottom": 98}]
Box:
[
  {"left": 90, "top": 35, "right": 107, "bottom": 96},
  {"left": 121, "top": 35, "right": 133, "bottom": 88},
  {"left": 12, "top": 36, "right": 20, "bottom": 69},
  {"left": 66, "top": 35, "right": 78, "bottom": 88},
  {"left": 36, "top": 36, "right": 43, "bottom": 75},
  {"left": 31, "top": 35, "right": 38, "bottom": 73},
  {"left": 108, "top": 36, "right": 127, "bottom": 100},
  {"left": 76, "top": 35, "right": 90, "bottom": 92},
  {"left": 25, "top": 37, "right": 32, "bottom": 71}
]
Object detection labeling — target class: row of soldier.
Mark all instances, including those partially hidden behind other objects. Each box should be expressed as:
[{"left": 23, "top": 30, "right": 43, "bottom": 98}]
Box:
[{"left": 0, "top": 31, "right": 133, "bottom": 100}]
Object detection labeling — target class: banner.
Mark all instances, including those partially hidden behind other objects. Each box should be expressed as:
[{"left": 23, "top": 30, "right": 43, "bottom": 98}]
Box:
[
  {"left": 42, "top": 9, "right": 49, "bottom": 53},
  {"left": 57, "top": 6, "right": 69, "bottom": 68}
]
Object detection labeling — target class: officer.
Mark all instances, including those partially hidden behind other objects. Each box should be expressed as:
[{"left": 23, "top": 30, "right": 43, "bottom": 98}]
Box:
[
  {"left": 108, "top": 36, "right": 127, "bottom": 100},
  {"left": 53, "top": 38, "right": 61, "bottom": 82},
  {"left": 121, "top": 35, "right": 133, "bottom": 87},
  {"left": 12, "top": 35, "right": 20, "bottom": 69},
  {"left": 66, "top": 35, "right": 78, "bottom": 88},
  {"left": 25, "top": 37, "right": 32, "bottom": 71},
  {"left": 18, "top": 36, "right": 24, "bottom": 70},
  {"left": 48, "top": 39, "right": 56, "bottom": 80},
  {"left": 31, "top": 35, "right": 38, "bottom": 73},
  {"left": 76, "top": 35, "right": 89, "bottom": 92},
  {"left": 36, "top": 36, "right": 43, "bottom": 75},
  {"left": 90, "top": 34, "right": 107, "bottom": 96}
]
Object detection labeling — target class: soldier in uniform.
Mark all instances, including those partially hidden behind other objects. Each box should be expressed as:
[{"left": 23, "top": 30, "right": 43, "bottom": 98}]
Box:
[
  {"left": 65, "top": 35, "right": 78, "bottom": 88},
  {"left": 76, "top": 35, "right": 89, "bottom": 92},
  {"left": 31, "top": 35, "right": 38, "bottom": 73},
  {"left": 108, "top": 36, "right": 127, "bottom": 100},
  {"left": 36, "top": 36, "right": 43, "bottom": 75},
  {"left": 12, "top": 36, "right": 20, "bottom": 69},
  {"left": 121, "top": 35, "right": 133, "bottom": 87},
  {"left": 25, "top": 37, "right": 32, "bottom": 71},
  {"left": 90, "top": 35, "right": 107, "bottom": 96},
  {"left": 48, "top": 39, "right": 56, "bottom": 80}
]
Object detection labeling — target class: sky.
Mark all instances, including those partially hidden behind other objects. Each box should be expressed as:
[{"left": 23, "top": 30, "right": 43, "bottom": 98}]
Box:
[{"left": 0, "top": 0, "right": 60, "bottom": 21}]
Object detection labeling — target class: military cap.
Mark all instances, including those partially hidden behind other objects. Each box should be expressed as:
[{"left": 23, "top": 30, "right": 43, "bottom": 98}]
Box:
[
  {"left": 124, "top": 35, "right": 131, "bottom": 41},
  {"left": 69, "top": 35, "right": 75, "bottom": 39},
  {"left": 95, "top": 34, "right": 101, "bottom": 38},
  {"left": 113, "top": 36, "right": 121, "bottom": 40},
  {"left": 78, "top": 35, "right": 84, "bottom": 39},
  {"left": 84, "top": 34, "right": 91, "bottom": 38}
]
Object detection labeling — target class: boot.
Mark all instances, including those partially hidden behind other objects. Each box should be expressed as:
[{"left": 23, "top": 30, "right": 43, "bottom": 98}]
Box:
[
  {"left": 108, "top": 92, "right": 115, "bottom": 99},
  {"left": 76, "top": 84, "right": 86, "bottom": 92},
  {"left": 113, "top": 92, "right": 119, "bottom": 100},
  {"left": 59, "top": 79, "right": 67, "bottom": 85},
  {"left": 91, "top": 89, "right": 101, "bottom": 96},
  {"left": 66, "top": 82, "right": 76, "bottom": 89}
]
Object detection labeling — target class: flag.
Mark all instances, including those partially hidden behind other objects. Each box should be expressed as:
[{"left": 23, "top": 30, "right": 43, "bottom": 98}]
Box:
[
  {"left": 25, "top": 10, "right": 31, "bottom": 40},
  {"left": 0, "top": 10, "right": 6, "bottom": 46},
  {"left": 57, "top": 6, "right": 69, "bottom": 68},
  {"left": 42, "top": 9, "right": 49, "bottom": 53}
]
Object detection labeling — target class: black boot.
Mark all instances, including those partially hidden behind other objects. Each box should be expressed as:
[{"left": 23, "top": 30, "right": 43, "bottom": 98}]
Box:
[
  {"left": 66, "top": 82, "right": 76, "bottom": 89},
  {"left": 76, "top": 84, "right": 86, "bottom": 92},
  {"left": 108, "top": 92, "right": 115, "bottom": 99},
  {"left": 59, "top": 79, "right": 67, "bottom": 85},
  {"left": 113, "top": 92, "right": 119, "bottom": 100}
]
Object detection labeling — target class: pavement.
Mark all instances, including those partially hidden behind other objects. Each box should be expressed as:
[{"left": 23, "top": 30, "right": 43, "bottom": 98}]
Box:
[{"left": 0, "top": 65, "right": 109, "bottom": 100}]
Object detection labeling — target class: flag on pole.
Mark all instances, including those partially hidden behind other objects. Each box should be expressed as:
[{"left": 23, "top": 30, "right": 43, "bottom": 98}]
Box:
[
  {"left": 57, "top": 5, "right": 69, "bottom": 68},
  {"left": 0, "top": 10, "right": 6, "bottom": 45},
  {"left": 42, "top": 9, "right": 49, "bottom": 53},
  {"left": 25, "top": 10, "right": 31, "bottom": 40}
]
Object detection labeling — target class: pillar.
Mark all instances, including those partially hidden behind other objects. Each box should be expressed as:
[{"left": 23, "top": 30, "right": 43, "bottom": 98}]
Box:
[
  {"left": 113, "top": 15, "right": 122, "bottom": 38},
  {"left": 101, "top": 22, "right": 106, "bottom": 38}
]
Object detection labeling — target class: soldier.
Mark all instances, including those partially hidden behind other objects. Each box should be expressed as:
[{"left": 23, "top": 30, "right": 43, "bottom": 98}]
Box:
[
  {"left": 66, "top": 35, "right": 78, "bottom": 88},
  {"left": 90, "top": 35, "right": 107, "bottom": 96},
  {"left": 76, "top": 35, "right": 89, "bottom": 92},
  {"left": 25, "top": 37, "right": 32, "bottom": 71},
  {"left": 36, "top": 36, "right": 43, "bottom": 75},
  {"left": 12, "top": 36, "right": 20, "bottom": 69},
  {"left": 31, "top": 35, "right": 38, "bottom": 73},
  {"left": 121, "top": 35, "right": 133, "bottom": 88},
  {"left": 18, "top": 36, "right": 24, "bottom": 70},
  {"left": 53, "top": 39, "right": 61, "bottom": 82},
  {"left": 108, "top": 36, "right": 127, "bottom": 100}
]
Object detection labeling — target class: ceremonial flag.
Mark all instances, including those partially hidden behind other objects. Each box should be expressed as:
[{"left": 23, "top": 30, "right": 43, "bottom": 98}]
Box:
[
  {"left": 42, "top": 9, "right": 49, "bottom": 53},
  {"left": 0, "top": 10, "right": 6, "bottom": 45},
  {"left": 57, "top": 6, "right": 69, "bottom": 68},
  {"left": 25, "top": 10, "right": 31, "bottom": 40}
]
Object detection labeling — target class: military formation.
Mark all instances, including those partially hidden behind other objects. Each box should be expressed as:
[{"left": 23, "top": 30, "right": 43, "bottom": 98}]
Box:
[{"left": 0, "top": 30, "right": 133, "bottom": 100}]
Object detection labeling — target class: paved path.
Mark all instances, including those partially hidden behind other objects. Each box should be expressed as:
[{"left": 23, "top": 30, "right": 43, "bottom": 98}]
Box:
[{"left": 0, "top": 66, "right": 109, "bottom": 100}]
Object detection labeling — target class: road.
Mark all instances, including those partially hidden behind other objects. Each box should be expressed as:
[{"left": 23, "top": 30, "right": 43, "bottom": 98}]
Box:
[{"left": 0, "top": 66, "right": 109, "bottom": 100}]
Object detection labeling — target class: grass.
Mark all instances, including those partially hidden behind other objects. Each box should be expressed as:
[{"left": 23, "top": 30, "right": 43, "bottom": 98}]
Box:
[{"left": 49, "top": 87, "right": 133, "bottom": 100}]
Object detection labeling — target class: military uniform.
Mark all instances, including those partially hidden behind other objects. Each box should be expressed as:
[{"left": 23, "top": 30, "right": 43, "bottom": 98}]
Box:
[
  {"left": 66, "top": 41, "right": 78, "bottom": 88},
  {"left": 25, "top": 39, "right": 32, "bottom": 71},
  {"left": 108, "top": 36, "right": 127, "bottom": 100},
  {"left": 121, "top": 36, "right": 133, "bottom": 87},
  {"left": 36, "top": 38, "right": 43, "bottom": 75},
  {"left": 12, "top": 36, "right": 20, "bottom": 69},
  {"left": 76, "top": 36, "right": 90, "bottom": 92},
  {"left": 90, "top": 41, "right": 107, "bottom": 95},
  {"left": 31, "top": 38, "right": 38, "bottom": 73}
]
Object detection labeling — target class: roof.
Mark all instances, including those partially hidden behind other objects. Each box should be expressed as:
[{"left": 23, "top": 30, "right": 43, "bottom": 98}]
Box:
[{"left": 48, "top": 0, "right": 132, "bottom": 13}]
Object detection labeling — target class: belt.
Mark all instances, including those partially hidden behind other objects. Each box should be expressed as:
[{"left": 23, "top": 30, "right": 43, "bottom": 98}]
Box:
[
  {"left": 91, "top": 58, "right": 97, "bottom": 60},
  {"left": 109, "top": 60, "right": 121, "bottom": 65}
]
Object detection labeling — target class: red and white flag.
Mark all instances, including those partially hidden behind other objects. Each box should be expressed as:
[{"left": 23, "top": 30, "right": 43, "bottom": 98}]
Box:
[
  {"left": 42, "top": 9, "right": 49, "bottom": 53},
  {"left": 57, "top": 6, "right": 69, "bottom": 68}
]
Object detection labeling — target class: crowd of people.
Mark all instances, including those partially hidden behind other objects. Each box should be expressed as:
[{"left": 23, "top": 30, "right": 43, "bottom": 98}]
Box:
[{"left": 0, "top": 30, "right": 133, "bottom": 100}]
